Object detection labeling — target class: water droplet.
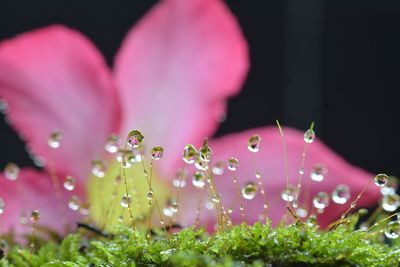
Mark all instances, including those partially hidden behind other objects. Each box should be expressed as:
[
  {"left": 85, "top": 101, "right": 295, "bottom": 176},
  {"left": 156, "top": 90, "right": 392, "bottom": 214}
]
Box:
[
  {"left": 0, "top": 99, "right": 8, "bottom": 114},
  {"left": 255, "top": 171, "right": 261, "bottom": 179},
  {"left": 212, "top": 161, "right": 225, "bottom": 176},
  {"left": 199, "top": 140, "right": 212, "bottom": 163},
  {"left": 151, "top": 146, "right": 164, "bottom": 160},
  {"left": 381, "top": 177, "right": 398, "bottom": 196},
  {"left": 295, "top": 207, "right": 308, "bottom": 218},
  {"left": 30, "top": 210, "right": 40, "bottom": 222},
  {"left": 48, "top": 130, "right": 63, "bottom": 149},
  {"left": 0, "top": 239, "right": 9, "bottom": 252},
  {"left": 0, "top": 198, "right": 5, "bottom": 214},
  {"left": 313, "top": 192, "right": 330, "bottom": 209},
  {"left": 242, "top": 182, "right": 258, "bottom": 200},
  {"left": 104, "top": 134, "right": 119, "bottom": 153},
  {"left": 299, "top": 168, "right": 304, "bottom": 175},
  {"left": 292, "top": 200, "right": 299, "bottom": 208},
  {"left": 68, "top": 196, "right": 80, "bottom": 211},
  {"left": 126, "top": 130, "right": 144, "bottom": 148},
  {"left": 281, "top": 185, "right": 296, "bottom": 202},
  {"left": 192, "top": 171, "right": 206, "bottom": 189},
  {"left": 172, "top": 178, "right": 186, "bottom": 188},
  {"left": 194, "top": 157, "right": 208, "bottom": 171},
  {"left": 91, "top": 159, "right": 106, "bottom": 178},
  {"left": 163, "top": 207, "right": 174, "bottom": 217},
  {"left": 182, "top": 145, "right": 197, "bottom": 164},
  {"left": 382, "top": 194, "right": 400, "bottom": 212},
  {"left": 310, "top": 164, "right": 327, "bottom": 182},
  {"left": 332, "top": 184, "right": 351, "bottom": 204},
  {"left": 205, "top": 199, "right": 214, "bottom": 210},
  {"left": 19, "top": 213, "right": 28, "bottom": 225},
  {"left": 248, "top": 135, "right": 261, "bottom": 152},
  {"left": 63, "top": 175, "right": 76, "bottom": 191},
  {"left": 147, "top": 190, "right": 154, "bottom": 200},
  {"left": 121, "top": 194, "right": 132, "bottom": 208},
  {"left": 359, "top": 222, "right": 369, "bottom": 231},
  {"left": 303, "top": 129, "right": 315, "bottom": 143},
  {"left": 374, "top": 173, "right": 389, "bottom": 187},
  {"left": 384, "top": 221, "right": 400, "bottom": 239},
  {"left": 307, "top": 215, "right": 317, "bottom": 227},
  {"left": 227, "top": 157, "right": 239, "bottom": 171},
  {"left": 211, "top": 194, "right": 220, "bottom": 203},
  {"left": 4, "top": 163, "right": 19, "bottom": 181}
]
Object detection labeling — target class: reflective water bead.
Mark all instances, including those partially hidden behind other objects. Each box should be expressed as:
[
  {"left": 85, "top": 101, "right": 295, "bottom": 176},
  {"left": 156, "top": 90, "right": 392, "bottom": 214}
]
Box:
[
  {"left": 30, "top": 210, "right": 40, "bottom": 222},
  {"left": 0, "top": 99, "right": 8, "bottom": 114},
  {"left": 307, "top": 215, "right": 317, "bottom": 227},
  {"left": 281, "top": 185, "right": 296, "bottom": 202},
  {"left": 227, "top": 157, "right": 239, "bottom": 171},
  {"left": 299, "top": 168, "right": 304, "bottom": 175},
  {"left": 68, "top": 196, "right": 80, "bottom": 211},
  {"left": 242, "top": 182, "right": 258, "bottom": 200},
  {"left": 4, "top": 162, "right": 19, "bottom": 181},
  {"left": 247, "top": 135, "right": 261, "bottom": 152},
  {"left": 303, "top": 129, "right": 316, "bottom": 143},
  {"left": 126, "top": 130, "right": 144, "bottom": 148},
  {"left": 382, "top": 194, "right": 400, "bottom": 212},
  {"left": 205, "top": 199, "right": 214, "bottom": 210},
  {"left": 384, "top": 221, "right": 400, "bottom": 239},
  {"left": 212, "top": 161, "right": 225, "bottom": 176},
  {"left": 63, "top": 175, "right": 76, "bottom": 191},
  {"left": 310, "top": 164, "right": 327, "bottom": 182},
  {"left": 194, "top": 157, "right": 208, "bottom": 171},
  {"left": 211, "top": 194, "right": 220, "bottom": 203},
  {"left": 0, "top": 198, "right": 4, "bottom": 214},
  {"left": 182, "top": 144, "right": 197, "bottom": 164},
  {"left": 163, "top": 207, "right": 174, "bottom": 217},
  {"left": 0, "top": 239, "right": 9, "bottom": 252},
  {"left": 104, "top": 134, "right": 119, "bottom": 153},
  {"left": 151, "top": 146, "right": 164, "bottom": 160},
  {"left": 172, "top": 178, "right": 186, "bottom": 188},
  {"left": 381, "top": 177, "right": 398, "bottom": 195},
  {"left": 199, "top": 140, "right": 212, "bottom": 163},
  {"left": 147, "top": 190, "right": 154, "bottom": 200},
  {"left": 48, "top": 130, "right": 63, "bottom": 149},
  {"left": 374, "top": 173, "right": 389, "bottom": 187},
  {"left": 313, "top": 192, "right": 330, "bottom": 209},
  {"left": 121, "top": 194, "right": 132, "bottom": 208},
  {"left": 192, "top": 171, "right": 206, "bottom": 189},
  {"left": 332, "top": 184, "right": 351, "bottom": 204},
  {"left": 91, "top": 160, "right": 106, "bottom": 177},
  {"left": 296, "top": 207, "right": 308, "bottom": 218}
]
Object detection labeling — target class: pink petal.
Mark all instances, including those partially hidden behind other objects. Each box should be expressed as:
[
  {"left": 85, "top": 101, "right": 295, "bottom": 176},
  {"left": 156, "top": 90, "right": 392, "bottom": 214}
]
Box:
[
  {"left": 0, "top": 168, "right": 84, "bottom": 236},
  {"left": 114, "top": 0, "right": 249, "bottom": 178},
  {"left": 179, "top": 126, "right": 381, "bottom": 229},
  {"left": 0, "top": 25, "right": 120, "bottom": 182}
]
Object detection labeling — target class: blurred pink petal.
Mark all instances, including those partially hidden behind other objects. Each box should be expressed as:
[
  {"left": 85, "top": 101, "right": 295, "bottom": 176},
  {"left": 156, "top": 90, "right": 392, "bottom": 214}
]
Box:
[
  {"left": 0, "top": 168, "right": 83, "bottom": 235},
  {"left": 114, "top": 0, "right": 249, "bottom": 178},
  {"left": 180, "top": 126, "right": 380, "bottom": 229},
  {"left": 0, "top": 25, "right": 120, "bottom": 182}
]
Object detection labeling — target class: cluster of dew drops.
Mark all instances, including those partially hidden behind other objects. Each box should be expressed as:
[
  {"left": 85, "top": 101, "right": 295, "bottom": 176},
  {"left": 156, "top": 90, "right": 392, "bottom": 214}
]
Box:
[{"left": 0, "top": 97, "right": 400, "bottom": 242}]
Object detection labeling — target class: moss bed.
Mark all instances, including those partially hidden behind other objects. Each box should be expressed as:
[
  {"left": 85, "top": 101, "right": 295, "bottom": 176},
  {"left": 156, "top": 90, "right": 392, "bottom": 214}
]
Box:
[{"left": 1, "top": 219, "right": 399, "bottom": 267}]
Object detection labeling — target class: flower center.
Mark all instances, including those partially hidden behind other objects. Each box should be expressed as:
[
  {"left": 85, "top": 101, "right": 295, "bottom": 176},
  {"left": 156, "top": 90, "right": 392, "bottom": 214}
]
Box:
[{"left": 88, "top": 159, "right": 170, "bottom": 230}]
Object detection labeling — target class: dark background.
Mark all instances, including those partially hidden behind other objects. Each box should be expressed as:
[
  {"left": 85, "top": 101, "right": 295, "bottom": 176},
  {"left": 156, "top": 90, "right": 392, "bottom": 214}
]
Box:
[{"left": 0, "top": 0, "right": 399, "bottom": 176}]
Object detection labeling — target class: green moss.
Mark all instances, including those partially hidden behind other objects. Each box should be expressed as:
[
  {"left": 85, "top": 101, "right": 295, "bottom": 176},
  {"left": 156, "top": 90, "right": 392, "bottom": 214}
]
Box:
[{"left": 1, "top": 221, "right": 399, "bottom": 267}]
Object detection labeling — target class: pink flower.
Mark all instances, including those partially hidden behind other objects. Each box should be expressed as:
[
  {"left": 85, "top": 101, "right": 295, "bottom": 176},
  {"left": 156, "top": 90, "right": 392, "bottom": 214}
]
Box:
[{"left": 0, "top": 0, "right": 379, "bottom": 235}]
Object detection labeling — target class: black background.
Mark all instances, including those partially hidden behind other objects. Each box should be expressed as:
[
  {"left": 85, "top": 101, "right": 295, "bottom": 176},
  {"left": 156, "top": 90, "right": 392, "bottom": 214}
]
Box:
[{"left": 0, "top": 0, "right": 399, "bottom": 177}]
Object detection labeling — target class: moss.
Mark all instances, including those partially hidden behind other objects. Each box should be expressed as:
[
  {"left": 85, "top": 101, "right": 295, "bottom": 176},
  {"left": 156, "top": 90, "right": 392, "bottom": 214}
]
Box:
[{"left": 1, "top": 221, "right": 399, "bottom": 267}]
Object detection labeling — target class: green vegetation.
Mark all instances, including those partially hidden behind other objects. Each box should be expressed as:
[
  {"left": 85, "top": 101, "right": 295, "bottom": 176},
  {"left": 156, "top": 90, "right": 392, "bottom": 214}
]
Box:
[{"left": 1, "top": 220, "right": 399, "bottom": 267}]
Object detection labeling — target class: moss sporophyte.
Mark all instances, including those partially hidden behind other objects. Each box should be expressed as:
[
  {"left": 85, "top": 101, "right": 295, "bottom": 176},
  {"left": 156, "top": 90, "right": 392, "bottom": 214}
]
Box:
[{"left": 1, "top": 125, "right": 400, "bottom": 266}]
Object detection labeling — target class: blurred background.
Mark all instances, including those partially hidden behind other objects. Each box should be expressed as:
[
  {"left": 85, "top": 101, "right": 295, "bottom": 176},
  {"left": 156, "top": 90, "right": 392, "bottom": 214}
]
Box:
[{"left": 0, "top": 0, "right": 399, "bottom": 177}]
